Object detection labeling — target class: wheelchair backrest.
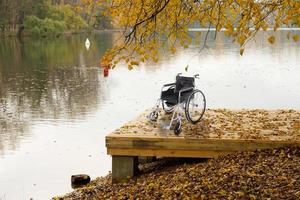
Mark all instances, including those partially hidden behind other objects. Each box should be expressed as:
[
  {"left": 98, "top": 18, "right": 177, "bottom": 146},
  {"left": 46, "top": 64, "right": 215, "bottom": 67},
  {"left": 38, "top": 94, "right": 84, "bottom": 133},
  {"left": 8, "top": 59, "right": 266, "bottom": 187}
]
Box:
[{"left": 175, "top": 75, "right": 195, "bottom": 93}]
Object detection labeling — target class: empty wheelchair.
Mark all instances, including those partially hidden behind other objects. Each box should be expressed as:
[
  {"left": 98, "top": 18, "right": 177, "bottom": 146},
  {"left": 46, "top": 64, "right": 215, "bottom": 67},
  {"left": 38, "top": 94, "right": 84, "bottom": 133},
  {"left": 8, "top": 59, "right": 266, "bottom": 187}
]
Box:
[{"left": 148, "top": 73, "right": 206, "bottom": 135}]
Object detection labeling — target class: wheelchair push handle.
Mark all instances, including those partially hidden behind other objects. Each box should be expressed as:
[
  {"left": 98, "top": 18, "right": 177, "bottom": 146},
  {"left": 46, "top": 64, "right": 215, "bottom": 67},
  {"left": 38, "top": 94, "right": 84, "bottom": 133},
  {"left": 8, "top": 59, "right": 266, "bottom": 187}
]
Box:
[{"left": 177, "top": 73, "right": 199, "bottom": 79}]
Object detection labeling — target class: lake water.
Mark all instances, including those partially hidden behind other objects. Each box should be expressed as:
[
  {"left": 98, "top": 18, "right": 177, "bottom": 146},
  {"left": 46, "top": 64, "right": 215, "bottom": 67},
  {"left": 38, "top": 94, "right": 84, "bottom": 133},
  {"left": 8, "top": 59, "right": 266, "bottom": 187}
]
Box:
[{"left": 0, "top": 31, "right": 300, "bottom": 199}]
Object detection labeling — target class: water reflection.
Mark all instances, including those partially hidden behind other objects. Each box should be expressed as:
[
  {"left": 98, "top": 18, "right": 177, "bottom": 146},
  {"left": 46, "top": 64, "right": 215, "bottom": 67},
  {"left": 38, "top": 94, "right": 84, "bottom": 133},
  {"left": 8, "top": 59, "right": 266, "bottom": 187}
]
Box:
[{"left": 0, "top": 34, "right": 112, "bottom": 155}]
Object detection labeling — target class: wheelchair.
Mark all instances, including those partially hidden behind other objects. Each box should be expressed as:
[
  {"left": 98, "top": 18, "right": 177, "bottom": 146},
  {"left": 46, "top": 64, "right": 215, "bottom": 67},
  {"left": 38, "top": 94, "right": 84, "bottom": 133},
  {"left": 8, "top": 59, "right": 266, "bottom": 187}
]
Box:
[{"left": 148, "top": 73, "right": 206, "bottom": 135}]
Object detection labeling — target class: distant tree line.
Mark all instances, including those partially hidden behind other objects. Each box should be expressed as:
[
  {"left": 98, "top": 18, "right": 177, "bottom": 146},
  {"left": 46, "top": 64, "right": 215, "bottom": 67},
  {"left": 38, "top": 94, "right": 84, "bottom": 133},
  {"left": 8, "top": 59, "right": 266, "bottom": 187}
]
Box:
[{"left": 0, "top": 0, "right": 112, "bottom": 37}]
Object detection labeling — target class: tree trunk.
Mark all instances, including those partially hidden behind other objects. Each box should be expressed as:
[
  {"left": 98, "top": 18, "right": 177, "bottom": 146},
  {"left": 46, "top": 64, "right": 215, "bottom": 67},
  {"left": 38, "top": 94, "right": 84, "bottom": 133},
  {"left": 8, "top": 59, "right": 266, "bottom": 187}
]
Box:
[{"left": 17, "top": 25, "right": 24, "bottom": 38}]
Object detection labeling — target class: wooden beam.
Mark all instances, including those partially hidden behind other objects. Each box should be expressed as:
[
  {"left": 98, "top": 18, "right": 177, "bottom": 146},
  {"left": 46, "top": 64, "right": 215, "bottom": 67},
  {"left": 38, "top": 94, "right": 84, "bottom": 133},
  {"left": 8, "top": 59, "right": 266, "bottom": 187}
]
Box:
[
  {"left": 108, "top": 148, "right": 232, "bottom": 158},
  {"left": 106, "top": 134, "right": 300, "bottom": 157}
]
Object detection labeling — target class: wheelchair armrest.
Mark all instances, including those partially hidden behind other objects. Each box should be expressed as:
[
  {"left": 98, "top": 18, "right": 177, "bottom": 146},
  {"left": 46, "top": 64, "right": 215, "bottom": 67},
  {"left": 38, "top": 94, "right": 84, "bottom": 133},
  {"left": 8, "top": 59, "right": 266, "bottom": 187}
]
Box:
[
  {"left": 178, "top": 87, "right": 194, "bottom": 103},
  {"left": 161, "top": 83, "right": 175, "bottom": 93},
  {"left": 162, "top": 83, "right": 176, "bottom": 88}
]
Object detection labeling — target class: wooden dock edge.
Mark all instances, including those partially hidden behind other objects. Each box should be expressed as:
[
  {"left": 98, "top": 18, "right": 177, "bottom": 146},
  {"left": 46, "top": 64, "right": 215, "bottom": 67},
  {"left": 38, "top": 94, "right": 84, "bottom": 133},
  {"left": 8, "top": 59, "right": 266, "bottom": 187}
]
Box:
[
  {"left": 106, "top": 134, "right": 300, "bottom": 182},
  {"left": 106, "top": 134, "right": 300, "bottom": 158}
]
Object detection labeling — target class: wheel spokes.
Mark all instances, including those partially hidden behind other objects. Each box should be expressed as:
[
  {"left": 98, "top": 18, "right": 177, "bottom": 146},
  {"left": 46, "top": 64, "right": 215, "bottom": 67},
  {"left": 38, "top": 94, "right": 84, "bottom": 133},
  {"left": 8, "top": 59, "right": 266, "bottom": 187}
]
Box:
[{"left": 187, "top": 91, "right": 206, "bottom": 122}]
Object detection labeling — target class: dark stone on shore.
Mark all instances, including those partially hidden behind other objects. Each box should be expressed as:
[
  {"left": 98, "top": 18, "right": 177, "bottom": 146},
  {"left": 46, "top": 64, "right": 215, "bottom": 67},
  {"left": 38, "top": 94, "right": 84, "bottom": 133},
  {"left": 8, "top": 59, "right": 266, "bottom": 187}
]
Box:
[{"left": 71, "top": 174, "right": 90, "bottom": 188}]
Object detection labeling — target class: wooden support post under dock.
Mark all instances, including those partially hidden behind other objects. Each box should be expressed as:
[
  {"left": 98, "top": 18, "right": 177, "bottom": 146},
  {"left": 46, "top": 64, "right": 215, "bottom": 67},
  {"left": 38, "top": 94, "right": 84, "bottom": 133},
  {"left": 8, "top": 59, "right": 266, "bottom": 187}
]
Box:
[{"left": 112, "top": 156, "right": 138, "bottom": 183}]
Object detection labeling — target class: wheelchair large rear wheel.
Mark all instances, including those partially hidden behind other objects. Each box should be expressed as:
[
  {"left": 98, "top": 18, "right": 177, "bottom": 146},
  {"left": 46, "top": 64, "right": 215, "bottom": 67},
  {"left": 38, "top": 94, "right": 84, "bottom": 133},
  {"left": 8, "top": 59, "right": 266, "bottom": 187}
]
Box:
[{"left": 185, "top": 89, "right": 206, "bottom": 124}]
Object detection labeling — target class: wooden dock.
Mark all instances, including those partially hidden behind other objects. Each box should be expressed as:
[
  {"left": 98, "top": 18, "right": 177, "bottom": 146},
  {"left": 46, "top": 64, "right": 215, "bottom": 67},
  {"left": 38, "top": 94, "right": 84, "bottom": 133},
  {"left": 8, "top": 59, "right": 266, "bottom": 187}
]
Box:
[
  {"left": 107, "top": 134, "right": 300, "bottom": 158},
  {"left": 106, "top": 109, "right": 300, "bottom": 182}
]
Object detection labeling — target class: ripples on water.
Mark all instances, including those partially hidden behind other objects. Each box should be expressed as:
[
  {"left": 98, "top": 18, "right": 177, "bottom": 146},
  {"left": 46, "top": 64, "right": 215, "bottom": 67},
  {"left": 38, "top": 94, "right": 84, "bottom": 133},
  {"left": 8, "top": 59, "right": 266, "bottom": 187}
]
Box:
[{"left": 0, "top": 31, "right": 299, "bottom": 199}]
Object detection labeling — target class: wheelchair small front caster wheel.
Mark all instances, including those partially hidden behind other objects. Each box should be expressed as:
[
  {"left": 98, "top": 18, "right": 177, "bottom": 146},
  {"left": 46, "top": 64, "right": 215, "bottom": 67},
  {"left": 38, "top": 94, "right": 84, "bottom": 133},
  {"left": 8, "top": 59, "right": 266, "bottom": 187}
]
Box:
[
  {"left": 174, "top": 122, "right": 182, "bottom": 135},
  {"left": 148, "top": 111, "right": 158, "bottom": 122}
]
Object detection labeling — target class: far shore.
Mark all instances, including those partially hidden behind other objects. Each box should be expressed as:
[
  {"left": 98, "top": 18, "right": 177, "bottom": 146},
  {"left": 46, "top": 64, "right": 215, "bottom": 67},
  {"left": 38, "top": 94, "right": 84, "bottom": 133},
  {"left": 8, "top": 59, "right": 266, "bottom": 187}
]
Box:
[
  {"left": 2, "top": 27, "right": 299, "bottom": 38},
  {"left": 0, "top": 29, "right": 124, "bottom": 38}
]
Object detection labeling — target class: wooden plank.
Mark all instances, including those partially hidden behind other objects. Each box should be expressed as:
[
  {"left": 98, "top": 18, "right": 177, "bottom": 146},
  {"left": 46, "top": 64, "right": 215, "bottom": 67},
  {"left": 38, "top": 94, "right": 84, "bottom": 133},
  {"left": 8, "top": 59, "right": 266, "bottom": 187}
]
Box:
[
  {"left": 106, "top": 136, "right": 300, "bottom": 147},
  {"left": 106, "top": 134, "right": 300, "bottom": 143},
  {"left": 107, "top": 148, "right": 233, "bottom": 158},
  {"left": 106, "top": 134, "right": 300, "bottom": 153}
]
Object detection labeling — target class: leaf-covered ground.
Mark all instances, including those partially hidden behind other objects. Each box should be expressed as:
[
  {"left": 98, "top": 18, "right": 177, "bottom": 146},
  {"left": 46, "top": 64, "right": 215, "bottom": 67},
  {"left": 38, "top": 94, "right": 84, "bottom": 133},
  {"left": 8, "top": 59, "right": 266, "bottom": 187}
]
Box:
[
  {"left": 113, "top": 109, "right": 300, "bottom": 141},
  {"left": 56, "top": 147, "right": 300, "bottom": 200}
]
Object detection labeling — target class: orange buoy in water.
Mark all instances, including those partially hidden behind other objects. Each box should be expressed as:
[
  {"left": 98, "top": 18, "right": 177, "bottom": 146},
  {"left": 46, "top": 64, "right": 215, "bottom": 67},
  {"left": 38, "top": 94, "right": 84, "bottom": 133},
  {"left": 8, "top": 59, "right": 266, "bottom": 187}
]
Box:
[{"left": 103, "top": 67, "right": 109, "bottom": 77}]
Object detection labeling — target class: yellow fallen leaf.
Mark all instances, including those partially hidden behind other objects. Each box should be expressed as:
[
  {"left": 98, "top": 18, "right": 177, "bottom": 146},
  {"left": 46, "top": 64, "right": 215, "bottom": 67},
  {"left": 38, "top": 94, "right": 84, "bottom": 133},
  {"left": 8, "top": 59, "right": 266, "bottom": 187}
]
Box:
[
  {"left": 236, "top": 191, "right": 244, "bottom": 197},
  {"left": 170, "top": 46, "right": 177, "bottom": 54},
  {"left": 268, "top": 36, "right": 275, "bottom": 44},
  {"left": 218, "top": 189, "right": 227, "bottom": 196},
  {"left": 249, "top": 194, "right": 257, "bottom": 200},
  {"left": 128, "top": 65, "right": 133, "bottom": 70}
]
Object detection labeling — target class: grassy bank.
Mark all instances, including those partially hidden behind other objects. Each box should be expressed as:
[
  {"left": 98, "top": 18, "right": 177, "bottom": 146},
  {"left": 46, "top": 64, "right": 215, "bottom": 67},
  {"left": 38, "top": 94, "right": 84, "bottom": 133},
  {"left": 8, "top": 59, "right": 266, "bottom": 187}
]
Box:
[{"left": 55, "top": 147, "right": 300, "bottom": 200}]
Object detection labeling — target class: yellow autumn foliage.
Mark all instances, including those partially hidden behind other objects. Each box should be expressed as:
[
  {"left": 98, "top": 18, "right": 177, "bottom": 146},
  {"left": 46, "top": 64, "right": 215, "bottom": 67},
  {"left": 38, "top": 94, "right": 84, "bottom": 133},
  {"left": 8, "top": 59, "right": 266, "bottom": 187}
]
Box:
[
  {"left": 130, "top": 61, "right": 139, "bottom": 66},
  {"left": 96, "top": 0, "right": 300, "bottom": 68}
]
